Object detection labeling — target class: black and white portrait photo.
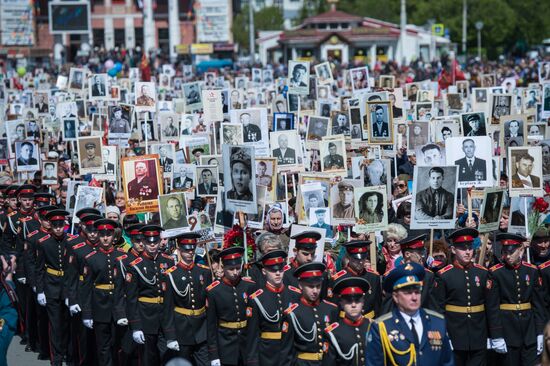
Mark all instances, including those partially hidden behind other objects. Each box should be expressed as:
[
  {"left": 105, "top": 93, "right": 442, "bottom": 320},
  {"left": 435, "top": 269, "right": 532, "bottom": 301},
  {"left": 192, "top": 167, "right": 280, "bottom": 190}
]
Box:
[
  {"left": 222, "top": 145, "right": 257, "bottom": 214},
  {"left": 68, "top": 68, "right": 84, "bottom": 91},
  {"left": 539, "top": 62, "right": 550, "bottom": 82},
  {"left": 479, "top": 188, "right": 505, "bottom": 232},
  {"left": 158, "top": 193, "right": 188, "bottom": 233},
  {"left": 314, "top": 62, "right": 333, "bottom": 85},
  {"left": 273, "top": 113, "right": 294, "bottom": 131},
  {"left": 77, "top": 137, "right": 104, "bottom": 175},
  {"left": 151, "top": 143, "right": 175, "bottom": 176},
  {"left": 354, "top": 186, "right": 388, "bottom": 233},
  {"left": 473, "top": 88, "right": 488, "bottom": 103},
  {"left": 408, "top": 122, "right": 429, "bottom": 151},
  {"left": 270, "top": 130, "right": 300, "bottom": 168},
  {"left": 63, "top": 118, "right": 77, "bottom": 140},
  {"left": 135, "top": 82, "right": 157, "bottom": 112},
  {"left": 15, "top": 141, "right": 40, "bottom": 172},
  {"left": 230, "top": 108, "right": 269, "bottom": 155},
  {"left": 432, "top": 120, "right": 460, "bottom": 143},
  {"left": 221, "top": 123, "right": 244, "bottom": 145},
  {"left": 183, "top": 82, "right": 202, "bottom": 110},
  {"left": 367, "top": 101, "right": 393, "bottom": 145},
  {"left": 461, "top": 112, "right": 487, "bottom": 136},
  {"left": 95, "top": 145, "right": 117, "bottom": 181},
  {"left": 411, "top": 165, "right": 458, "bottom": 229},
  {"left": 502, "top": 115, "right": 526, "bottom": 148},
  {"left": 306, "top": 116, "right": 330, "bottom": 143},
  {"left": 172, "top": 164, "right": 195, "bottom": 191},
  {"left": 379, "top": 75, "right": 395, "bottom": 89},
  {"left": 508, "top": 146, "right": 543, "bottom": 197},
  {"left": 490, "top": 94, "right": 512, "bottom": 125},
  {"left": 350, "top": 67, "right": 369, "bottom": 92},
  {"left": 196, "top": 166, "right": 219, "bottom": 197},
  {"left": 42, "top": 161, "right": 58, "bottom": 184},
  {"left": 446, "top": 136, "right": 493, "bottom": 188},
  {"left": 416, "top": 143, "right": 446, "bottom": 167},
  {"left": 159, "top": 113, "right": 180, "bottom": 140},
  {"left": 331, "top": 112, "right": 350, "bottom": 136},
  {"left": 288, "top": 60, "right": 310, "bottom": 94},
  {"left": 108, "top": 104, "right": 132, "bottom": 137},
  {"left": 89, "top": 74, "right": 108, "bottom": 99},
  {"left": 320, "top": 137, "right": 346, "bottom": 173},
  {"left": 363, "top": 159, "right": 389, "bottom": 190}
]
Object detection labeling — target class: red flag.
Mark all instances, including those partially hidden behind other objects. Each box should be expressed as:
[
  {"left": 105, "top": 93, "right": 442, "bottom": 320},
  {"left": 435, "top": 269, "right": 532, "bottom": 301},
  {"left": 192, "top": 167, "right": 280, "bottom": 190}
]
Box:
[{"left": 140, "top": 54, "right": 151, "bottom": 82}]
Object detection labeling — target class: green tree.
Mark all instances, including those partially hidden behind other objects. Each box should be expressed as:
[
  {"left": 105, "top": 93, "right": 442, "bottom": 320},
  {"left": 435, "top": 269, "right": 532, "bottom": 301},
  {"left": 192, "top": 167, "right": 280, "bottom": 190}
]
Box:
[{"left": 233, "top": 6, "right": 285, "bottom": 54}]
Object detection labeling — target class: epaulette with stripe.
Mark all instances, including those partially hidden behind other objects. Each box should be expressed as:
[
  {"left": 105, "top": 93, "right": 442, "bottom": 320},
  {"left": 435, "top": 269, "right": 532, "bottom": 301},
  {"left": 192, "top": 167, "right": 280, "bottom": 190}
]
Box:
[
  {"left": 283, "top": 264, "right": 291, "bottom": 272},
  {"left": 425, "top": 309, "right": 444, "bottom": 319},
  {"left": 20, "top": 217, "right": 32, "bottom": 222},
  {"left": 117, "top": 248, "right": 127, "bottom": 253},
  {"left": 366, "top": 267, "right": 379, "bottom": 275},
  {"left": 437, "top": 264, "right": 454, "bottom": 275},
  {"left": 473, "top": 263, "right": 488, "bottom": 271},
  {"left": 324, "top": 322, "right": 339, "bottom": 333},
  {"left": 85, "top": 251, "right": 96, "bottom": 259},
  {"left": 129, "top": 257, "right": 143, "bottom": 267},
  {"left": 284, "top": 303, "right": 298, "bottom": 315},
  {"left": 375, "top": 312, "right": 393, "bottom": 322},
  {"left": 242, "top": 277, "right": 256, "bottom": 283},
  {"left": 165, "top": 266, "right": 177, "bottom": 274},
  {"left": 161, "top": 253, "right": 173, "bottom": 260},
  {"left": 197, "top": 263, "right": 209, "bottom": 269},
  {"left": 7, "top": 212, "right": 16, "bottom": 217},
  {"left": 67, "top": 234, "right": 79, "bottom": 241},
  {"left": 72, "top": 242, "right": 86, "bottom": 250},
  {"left": 250, "top": 289, "right": 263, "bottom": 300},
  {"left": 323, "top": 300, "right": 337, "bottom": 307},
  {"left": 288, "top": 285, "right": 301, "bottom": 294},
  {"left": 116, "top": 254, "right": 128, "bottom": 261},
  {"left": 27, "top": 230, "right": 39, "bottom": 238},
  {"left": 38, "top": 235, "right": 50, "bottom": 243},
  {"left": 424, "top": 268, "right": 433, "bottom": 273},
  {"left": 206, "top": 280, "right": 220, "bottom": 291},
  {"left": 522, "top": 261, "right": 537, "bottom": 269},
  {"left": 490, "top": 263, "right": 504, "bottom": 272},
  {"left": 539, "top": 260, "right": 550, "bottom": 270},
  {"left": 331, "top": 269, "right": 347, "bottom": 281}
]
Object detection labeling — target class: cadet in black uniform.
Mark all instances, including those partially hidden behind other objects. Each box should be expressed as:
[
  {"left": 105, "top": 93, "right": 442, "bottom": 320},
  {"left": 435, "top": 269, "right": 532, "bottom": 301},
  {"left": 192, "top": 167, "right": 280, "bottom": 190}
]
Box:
[
  {"left": 323, "top": 277, "right": 371, "bottom": 366},
  {"left": 328, "top": 240, "right": 381, "bottom": 320},
  {"left": 488, "top": 233, "right": 546, "bottom": 365},
  {"left": 81, "top": 219, "right": 128, "bottom": 366},
  {"left": 434, "top": 228, "right": 501, "bottom": 366},
  {"left": 206, "top": 246, "right": 257, "bottom": 366},
  {"left": 246, "top": 249, "right": 301, "bottom": 365},
  {"left": 126, "top": 225, "right": 174, "bottom": 366},
  {"left": 34, "top": 209, "right": 71, "bottom": 366},
  {"left": 162, "top": 232, "right": 212, "bottom": 365},
  {"left": 282, "top": 262, "right": 338, "bottom": 365}
]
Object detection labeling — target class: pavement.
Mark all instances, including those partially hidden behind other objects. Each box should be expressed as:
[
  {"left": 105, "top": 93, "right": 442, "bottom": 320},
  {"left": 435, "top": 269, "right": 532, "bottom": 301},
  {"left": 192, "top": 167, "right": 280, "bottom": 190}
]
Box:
[{"left": 7, "top": 336, "right": 49, "bottom": 365}]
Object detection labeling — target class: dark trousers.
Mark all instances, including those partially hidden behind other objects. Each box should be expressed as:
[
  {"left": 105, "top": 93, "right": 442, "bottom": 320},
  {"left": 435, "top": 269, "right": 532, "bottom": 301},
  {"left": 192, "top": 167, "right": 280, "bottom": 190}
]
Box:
[
  {"left": 164, "top": 342, "right": 208, "bottom": 366},
  {"left": 25, "top": 285, "right": 38, "bottom": 350},
  {"left": 453, "top": 349, "right": 486, "bottom": 366},
  {"left": 95, "top": 321, "right": 116, "bottom": 366},
  {"left": 137, "top": 334, "right": 160, "bottom": 366},
  {"left": 37, "top": 303, "right": 50, "bottom": 357},
  {"left": 501, "top": 343, "right": 537, "bottom": 366},
  {"left": 14, "top": 281, "right": 26, "bottom": 339},
  {"left": 71, "top": 312, "right": 97, "bottom": 366},
  {"left": 46, "top": 296, "right": 69, "bottom": 364}
]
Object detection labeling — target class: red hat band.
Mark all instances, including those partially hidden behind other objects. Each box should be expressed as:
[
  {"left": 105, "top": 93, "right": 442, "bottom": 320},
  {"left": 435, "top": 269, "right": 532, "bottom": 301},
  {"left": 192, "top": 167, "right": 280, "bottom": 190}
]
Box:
[
  {"left": 222, "top": 253, "right": 243, "bottom": 261},
  {"left": 297, "top": 238, "right": 317, "bottom": 244},
  {"left": 501, "top": 239, "right": 521, "bottom": 246},
  {"left": 298, "top": 270, "right": 323, "bottom": 279},
  {"left": 340, "top": 287, "right": 365, "bottom": 296},
  {"left": 178, "top": 238, "right": 197, "bottom": 245},
  {"left": 404, "top": 240, "right": 424, "bottom": 249},
  {"left": 98, "top": 224, "right": 115, "bottom": 230},
  {"left": 348, "top": 247, "right": 367, "bottom": 254},
  {"left": 50, "top": 215, "right": 66, "bottom": 221},
  {"left": 263, "top": 257, "right": 284, "bottom": 266},
  {"left": 454, "top": 235, "right": 474, "bottom": 243},
  {"left": 143, "top": 230, "right": 160, "bottom": 237}
]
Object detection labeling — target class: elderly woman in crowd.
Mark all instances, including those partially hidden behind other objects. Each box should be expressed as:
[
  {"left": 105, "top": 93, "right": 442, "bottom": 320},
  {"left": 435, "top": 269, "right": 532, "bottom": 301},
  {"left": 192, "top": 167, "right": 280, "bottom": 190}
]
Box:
[{"left": 381, "top": 223, "right": 408, "bottom": 273}]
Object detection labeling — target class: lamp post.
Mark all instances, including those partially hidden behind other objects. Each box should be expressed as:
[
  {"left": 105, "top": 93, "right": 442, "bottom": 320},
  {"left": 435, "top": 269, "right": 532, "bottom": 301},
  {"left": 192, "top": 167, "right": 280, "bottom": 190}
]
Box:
[
  {"left": 249, "top": 1, "right": 255, "bottom": 64},
  {"left": 400, "top": 0, "right": 406, "bottom": 65},
  {"left": 462, "top": 0, "right": 467, "bottom": 55},
  {"left": 475, "top": 21, "right": 484, "bottom": 60}
]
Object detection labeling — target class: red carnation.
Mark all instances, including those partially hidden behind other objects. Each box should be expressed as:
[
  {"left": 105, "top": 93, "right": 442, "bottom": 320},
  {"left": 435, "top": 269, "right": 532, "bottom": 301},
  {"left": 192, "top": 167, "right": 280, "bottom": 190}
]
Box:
[{"left": 533, "top": 197, "right": 549, "bottom": 213}]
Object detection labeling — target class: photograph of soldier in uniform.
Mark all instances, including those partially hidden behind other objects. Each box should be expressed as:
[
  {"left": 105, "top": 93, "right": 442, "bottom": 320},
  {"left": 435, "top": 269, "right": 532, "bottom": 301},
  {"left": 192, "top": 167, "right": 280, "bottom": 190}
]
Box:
[
  {"left": 411, "top": 165, "right": 458, "bottom": 229},
  {"left": 446, "top": 136, "right": 492, "bottom": 188},
  {"left": 508, "top": 146, "right": 543, "bottom": 197},
  {"left": 287, "top": 60, "right": 310, "bottom": 94},
  {"left": 172, "top": 164, "right": 195, "bottom": 191},
  {"left": 408, "top": 122, "right": 429, "bottom": 151},
  {"left": 151, "top": 143, "right": 175, "bottom": 176},
  {"left": 331, "top": 112, "right": 350, "bottom": 136},
  {"left": 330, "top": 180, "right": 360, "bottom": 223},
  {"left": 479, "top": 188, "right": 505, "bottom": 232},
  {"left": 314, "top": 62, "right": 333, "bottom": 85},
  {"left": 221, "top": 123, "right": 244, "bottom": 145},
  {"left": 273, "top": 113, "right": 294, "bottom": 131},
  {"left": 108, "top": 105, "right": 132, "bottom": 137},
  {"left": 490, "top": 94, "right": 512, "bottom": 124},
  {"left": 42, "top": 161, "right": 58, "bottom": 184},
  {"left": 196, "top": 166, "right": 219, "bottom": 197},
  {"left": 95, "top": 146, "right": 117, "bottom": 181},
  {"left": 122, "top": 155, "right": 163, "bottom": 214},
  {"left": 270, "top": 130, "right": 300, "bottom": 168},
  {"left": 77, "top": 137, "right": 104, "bottom": 174},
  {"left": 134, "top": 82, "right": 157, "bottom": 111},
  {"left": 63, "top": 118, "right": 77, "bottom": 140},
  {"left": 367, "top": 101, "right": 393, "bottom": 145},
  {"left": 159, "top": 193, "right": 188, "bottom": 232},
  {"left": 306, "top": 116, "right": 330, "bottom": 144},
  {"left": 255, "top": 158, "right": 276, "bottom": 200},
  {"left": 309, "top": 208, "right": 333, "bottom": 237},
  {"left": 159, "top": 113, "right": 180, "bottom": 140},
  {"left": 501, "top": 115, "right": 526, "bottom": 148},
  {"left": 89, "top": 74, "right": 108, "bottom": 99},
  {"left": 223, "top": 145, "right": 257, "bottom": 214},
  {"left": 68, "top": 68, "right": 84, "bottom": 91},
  {"left": 461, "top": 112, "right": 487, "bottom": 136},
  {"left": 320, "top": 137, "right": 346, "bottom": 173},
  {"left": 15, "top": 141, "right": 39, "bottom": 172},
  {"left": 237, "top": 110, "right": 262, "bottom": 143}
]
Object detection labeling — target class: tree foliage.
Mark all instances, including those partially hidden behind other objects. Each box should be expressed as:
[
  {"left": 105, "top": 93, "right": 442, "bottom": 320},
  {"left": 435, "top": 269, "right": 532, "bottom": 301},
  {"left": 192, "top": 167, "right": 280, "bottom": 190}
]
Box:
[{"left": 233, "top": 6, "right": 285, "bottom": 53}]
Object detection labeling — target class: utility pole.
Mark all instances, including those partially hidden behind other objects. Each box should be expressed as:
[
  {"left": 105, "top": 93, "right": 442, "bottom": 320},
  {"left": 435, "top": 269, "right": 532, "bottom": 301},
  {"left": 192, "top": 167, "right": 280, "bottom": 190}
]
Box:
[
  {"left": 475, "top": 21, "right": 483, "bottom": 60},
  {"left": 249, "top": 0, "right": 255, "bottom": 64},
  {"left": 462, "top": 0, "right": 467, "bottom": 55},
  {"left": 143, "top": 0, "right": 156, "bottom": 54},
  {"left": 400, "top": 0, "right": 406, "bottom": 65},
  {"left": 168, "top": 0, "right": 180, "bottom": 62}
]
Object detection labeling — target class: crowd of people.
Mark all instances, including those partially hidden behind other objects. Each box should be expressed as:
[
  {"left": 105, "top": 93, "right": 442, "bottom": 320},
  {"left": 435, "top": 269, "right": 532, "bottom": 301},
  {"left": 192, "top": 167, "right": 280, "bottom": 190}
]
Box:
[{"left": 0, "top": 49, "right": 549, "bottom": 366}]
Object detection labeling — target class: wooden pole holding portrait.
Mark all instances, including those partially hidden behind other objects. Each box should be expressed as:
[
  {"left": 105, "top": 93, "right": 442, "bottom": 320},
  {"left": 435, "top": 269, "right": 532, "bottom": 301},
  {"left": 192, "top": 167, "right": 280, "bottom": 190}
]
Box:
[
  {"left": 429, "top": 229, "right": 435, "bottom": 257},
  {"left": 477, "top": 233, "right": 489, "bottom": 266},
  {"left": 369, "top": 232, "right": 376, "bottom": 271}
]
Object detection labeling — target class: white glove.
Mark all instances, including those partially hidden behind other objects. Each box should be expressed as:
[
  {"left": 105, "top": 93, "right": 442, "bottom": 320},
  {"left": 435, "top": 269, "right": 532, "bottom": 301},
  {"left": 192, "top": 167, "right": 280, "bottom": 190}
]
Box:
[
  {"left": 538, "top": 334, "right": 544, "bottom": 355},
  {"left": 167, "top": 340, "right": 180, "bottom": 351},
  {"left": 82, "top": 319, "right": 93, "bottom": 329},
  {"left": 211, "top": 360, "right": 221, "bottom": 366},
  {"left": 64, "top": 298, "right": 69, "bottom": 307},
  {"left": 32, "top": 286, "right": 36, "bottom": 293},
  {"left": 487, "top": 338, "right": 491, "bottom": 349},
  {"left": 117, "top": 318, "right": 128, "bottom": 326},
  {"left": 69, "top": 304, "right": 81, "bottom": 315},
  {"left": 133, "top": 331, "right": 145, "bottom": 344},
  {"left": 37, "top": 293, "right": 47, "bottom": 306},
  {"left": 490, "top": 338, "right": 507, "bottom": 354},
  {"left": 17, "top": 277, "right": 26, "bottom": 284}
]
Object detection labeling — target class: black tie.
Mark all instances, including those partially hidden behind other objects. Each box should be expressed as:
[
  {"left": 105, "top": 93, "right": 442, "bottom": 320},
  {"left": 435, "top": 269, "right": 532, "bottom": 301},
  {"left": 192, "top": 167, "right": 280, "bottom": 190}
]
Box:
[{"left": 410, "top": 318, "right": 420, "bottom": 347}]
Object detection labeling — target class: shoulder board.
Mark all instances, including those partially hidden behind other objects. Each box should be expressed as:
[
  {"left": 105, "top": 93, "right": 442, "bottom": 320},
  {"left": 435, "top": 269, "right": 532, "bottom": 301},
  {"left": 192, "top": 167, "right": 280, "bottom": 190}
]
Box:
[
  {"left": 27, "top": 230, "right": 39, "bottom": 238},
  {"left": 522, "top": 261, "right": 537, "bottom": 269},
  {"left": 20, "top": 217, "right": 32, "bottom": 222},
  {"left": 72, "top": 242, "right": 86, "bottom": 250},
  {"left": 161, "top": 253, "right": 173, "bottom": 260},
  {"left": 67, "top": 234, "right": 79, "bottom": 241},
  {"left": 473, "top": 263, "right": 488, "bottom": 271},
  {"left": 424, "top": 268, "right": 433, "bottom": 273},
  {"left": 323, "top": 300, "right": 337, "bottom": 307},
  {"left": 375, "top": 312, "right": 393, "bottom": 322},
  {"left": 197, "top": 263, "right": 209, "bottom": 269},
  {"left": 117, "top": 248, "right": 127, "bottom": 253},
  {"left": 438, "top": 264, "right": 454, "bottom": 275},
  {"left": 283, "top": 264, "right": 291, "bottom": 272},
  {"left": 424, "top": 309, "right": 444, "bottom": 319},
  {"left": 284, "top": 303, "right": 299, "bottom": 315},
  {"left": 366, "top": 267, "right": 379, "bottom": 275},
  {"left": 165, "top": 265, "right": 177, "bottom": 274},
  {"left": 116, "top": 254, "right": 128, "bottom": 261},
  {"left": 129, "top": 257, "right": 143, "bottom": 266},
  {"left": 288, "top": 285, "right": 301, "bottom": 294},
  {"left": 324, "top": 322, "right": 339, "bottom": 333},
  {"left": 242, "top": 277, "right": 256, "bottom": 283},
  {"left": 250, "top": 289, "right": 264, "bottom": 300},
  {"left": 331, "top": 269, "right": 347, "bottom": 281},
  {"left": 38, "top": 235, "right": 50, "bottom": 243},
  {"left": 206, "top": 280, "right": 220, "bottom": 291},
  {"left": 490, "top": 263, "right": 504, "bottom": 272},
  {"left": 85, "top": 251, "right": 97, "bottom": 259},
  {"left": 539, "top": 260, "right": 550, "bottom": 270},
  {"left": 7, "top": 212, "right": 16, "bottom": 217}
]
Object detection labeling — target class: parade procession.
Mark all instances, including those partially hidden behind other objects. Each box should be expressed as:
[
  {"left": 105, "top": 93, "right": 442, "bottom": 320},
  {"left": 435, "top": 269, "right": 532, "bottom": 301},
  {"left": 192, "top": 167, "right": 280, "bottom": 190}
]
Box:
[{"left": 1, "top": 0, "right": 550, "bottom": 365}]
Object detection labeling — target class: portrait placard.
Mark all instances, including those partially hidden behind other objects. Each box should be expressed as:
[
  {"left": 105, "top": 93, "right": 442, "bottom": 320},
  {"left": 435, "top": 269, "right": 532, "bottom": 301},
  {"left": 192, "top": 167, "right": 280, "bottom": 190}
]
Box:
[
  {"left": 270, "top": 130, "right": 301, "bottom": 170},
  {"left": 255, "top": 157, "right": 277, "bottom": 202},
  {"left": 222, "top": 145, "right": 257, "bottom": 214},
  {"left": 330, "top": 179, "right": 363, "bottom": 225},
  {"left": 366, "top": 101, "right": 393, "bottom": 145},
  {"left": 158, "top": 192, "right": 189, "bottom": 237},
  {"left": 121, "top": 154, "right": 163, "bottom": 214},
  {"left": 287, "top": 61, "right": 310, "bottom": 95},
  {"left": 77, "top": 136, "right": 104, "bottom": 175},
  {"left": 479, "top": 188, "right": 505, "bottom": 233},
  {"left": 445, "top": 136, "right": 493, "bottom": 188},
  {"left": 42, "top": 161, "right": 58, "bottom": 185},
  {"left": 15, "top": 141, "right": 40, "bottom": 172},
  {"left": 508, "top": 146, "right": 543, "bottom": 197},
  {"left": 134, "top": 82, "right": 157, "bottom": 112},
  {"left": 72, "top": 186, "right": 104, "bottom": 223},
  {"left": 354, "top": 185, "right": 388, "bottom": 233},
  {"left": 195, "top": 165, "right": 219, "bottom": 197},
  {"left": 94, "top": 145, "right": 117, "bottom": 181}
]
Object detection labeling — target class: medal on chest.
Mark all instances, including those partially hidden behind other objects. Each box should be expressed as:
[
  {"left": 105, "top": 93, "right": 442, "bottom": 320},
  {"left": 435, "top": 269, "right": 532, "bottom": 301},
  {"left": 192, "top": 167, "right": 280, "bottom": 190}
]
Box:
[
  {"left": 474, "top": 276, "right": 480, "bottom": 287},
  {"left": 525, "top": 274, "right": 530, "bottom": 286},
  {"left": 428, "top": 330, "right": 442, "bottom": 350}
]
